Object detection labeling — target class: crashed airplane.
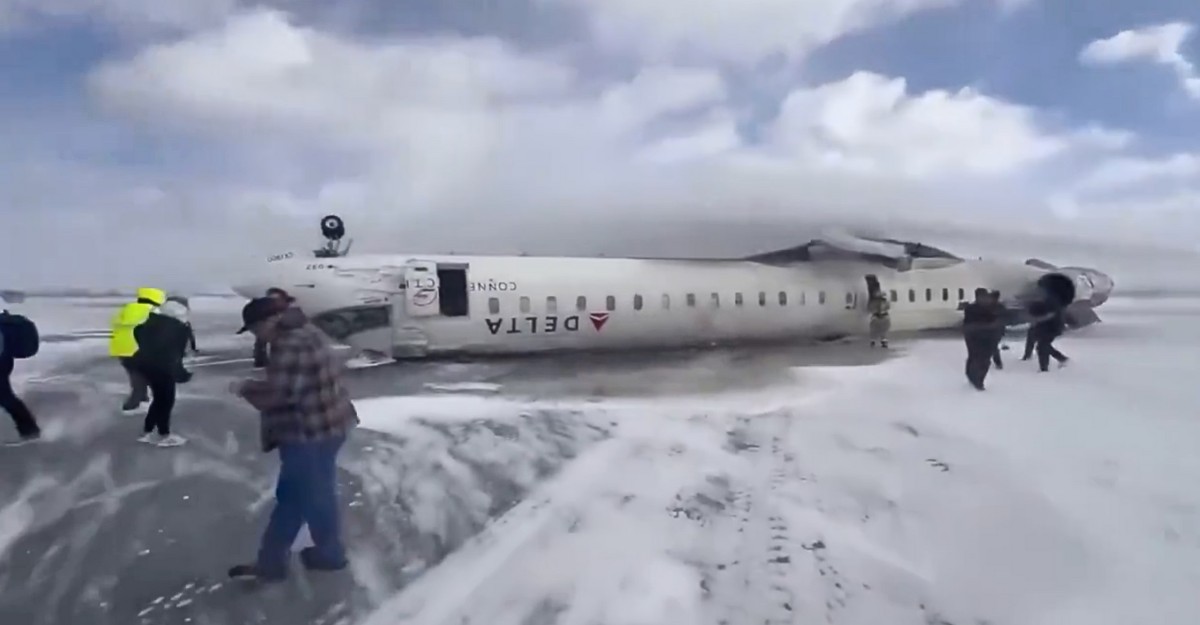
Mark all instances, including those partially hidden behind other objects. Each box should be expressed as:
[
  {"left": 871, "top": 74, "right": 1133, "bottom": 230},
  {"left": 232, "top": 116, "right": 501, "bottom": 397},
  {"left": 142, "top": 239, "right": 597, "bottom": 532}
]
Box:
[{"left": 233, "top": 216, "right": 1114, "bottom": 359}]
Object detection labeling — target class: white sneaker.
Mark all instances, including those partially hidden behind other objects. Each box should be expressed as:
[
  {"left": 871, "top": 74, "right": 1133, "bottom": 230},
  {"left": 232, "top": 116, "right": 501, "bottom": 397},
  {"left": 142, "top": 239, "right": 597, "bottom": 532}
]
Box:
[
  {"left": 156, "top": 434, "right": 187, "bottom": 447},
  {"left": 138, "top": 432, "right": 161, "bottom": 444}
]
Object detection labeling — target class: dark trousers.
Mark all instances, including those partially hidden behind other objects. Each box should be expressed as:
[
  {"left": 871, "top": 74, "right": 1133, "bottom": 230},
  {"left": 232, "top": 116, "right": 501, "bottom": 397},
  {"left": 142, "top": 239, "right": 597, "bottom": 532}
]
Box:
[
  {"left": 140, "top": 368, "right": 177, "bottom": 436},
  {"left": 1035, "top": 335, "right": 1068, "bottom": 372},
  {"left": 253, "top": 338, "right": 269, "bottom": 367},
  {"left": 120, "top": 358, "right": 150, "bottom": 408},
  {"left": 964, "top": 335, "right": 994, "bottom": 390},
  {"left": 0, "top": 356, "right": 39, "bottom": 437},
  {"left": 257, "top": 436, "right": 348, "bottom": 577}
]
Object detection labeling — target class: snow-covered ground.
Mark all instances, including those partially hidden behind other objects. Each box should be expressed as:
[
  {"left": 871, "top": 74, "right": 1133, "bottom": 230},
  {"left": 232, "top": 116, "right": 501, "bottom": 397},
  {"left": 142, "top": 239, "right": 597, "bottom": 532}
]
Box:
[
  {"left": 348, "top": 296, "right": 1200, "bottom": 625},
  {"left": 1, "top": 294, "right": 1197, "bottom": 625},
  {"left": 3, "top": 295, "right": 247, "bottom": 387}
]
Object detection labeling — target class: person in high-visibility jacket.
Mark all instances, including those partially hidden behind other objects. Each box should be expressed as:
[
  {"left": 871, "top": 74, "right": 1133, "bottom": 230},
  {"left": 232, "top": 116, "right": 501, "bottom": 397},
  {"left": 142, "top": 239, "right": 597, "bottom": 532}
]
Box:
[{"left": 110, "top": 287, "right": 165, "bottom": 411}]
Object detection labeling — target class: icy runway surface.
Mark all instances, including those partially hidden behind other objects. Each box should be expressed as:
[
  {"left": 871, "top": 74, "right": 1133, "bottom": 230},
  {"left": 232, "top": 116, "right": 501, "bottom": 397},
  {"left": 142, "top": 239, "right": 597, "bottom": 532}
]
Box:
[{"left": 1, "top": 296, "right": 1198, "bottom": 625}]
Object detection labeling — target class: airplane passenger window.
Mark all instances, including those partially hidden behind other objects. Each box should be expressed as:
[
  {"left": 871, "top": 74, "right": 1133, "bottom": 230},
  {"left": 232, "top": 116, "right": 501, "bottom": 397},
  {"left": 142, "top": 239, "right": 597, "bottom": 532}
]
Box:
[
  {"left": 576, "top": 296, "right": 587, "bottom": 311},
  {"left": 925, "top": 288, "right": 932, "bottom": 302},
  {"left": 710, "top": 293, "right": 720, "bottom": 307},
  {"left": 662, "top": 294, "right": 670, "bottom": 309},
  {"left": 819, "top": 291, "right": 826, "bottom": 304},
  {"left": 908, "top": 289, "right": 916, "bottom": 302},
  {"left": 758, "top": 291, "right": 766, "bottom": 306},
  {"left": 687, "top": 293, "right": 696, "bottom": 307},
  {"left": 547, "top": 296, "right": 558, "bottom": 313},
  {"left": 488, "top": 297, "right": 500, "bottom": 314},
  {"left": 606, "top": 295, "right": 616, "bottom": 311},
  {"left": 735, "top": 292, "right": 744, "bottom": 306},
  {"left": 889, "top": 289, "right": 898, "bottom": 302},
  {"left": 778, "top": 291, "right": 787, "bottom": 305},
  {"left": 957, "top": 288, "right": 965, "bottom": 300},
  {"left": 633, "top": 294, "right": 643, "bottom": 310},
  {"left": 941, "top": 288, "right": 949, "bottom": 301},
  {"left": 800, "top": 291, "right": 806, "bottom": 305},
  {"left": 519, "top": 296, "right": 531, "bottom": 313}
]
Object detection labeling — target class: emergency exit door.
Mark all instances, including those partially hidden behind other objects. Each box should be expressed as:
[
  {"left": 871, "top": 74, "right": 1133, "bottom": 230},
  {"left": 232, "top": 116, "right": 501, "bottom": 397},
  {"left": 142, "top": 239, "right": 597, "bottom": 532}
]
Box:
[{"left": 403, "top": 260, "right": 440, "bottom": 317}]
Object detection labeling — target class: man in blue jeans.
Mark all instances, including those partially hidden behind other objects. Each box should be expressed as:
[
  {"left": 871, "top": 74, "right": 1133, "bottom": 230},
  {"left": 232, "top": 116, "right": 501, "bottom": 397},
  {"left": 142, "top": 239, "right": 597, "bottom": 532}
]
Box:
[{"left": 227, "top": 297, "right": 359, "bottom": 582}]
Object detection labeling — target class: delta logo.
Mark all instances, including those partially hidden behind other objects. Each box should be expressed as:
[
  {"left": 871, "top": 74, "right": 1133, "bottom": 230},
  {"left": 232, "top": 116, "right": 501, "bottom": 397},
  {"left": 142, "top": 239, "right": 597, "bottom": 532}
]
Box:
[{"left": 588, "top": 312, "right": 609, "bottom": 331}]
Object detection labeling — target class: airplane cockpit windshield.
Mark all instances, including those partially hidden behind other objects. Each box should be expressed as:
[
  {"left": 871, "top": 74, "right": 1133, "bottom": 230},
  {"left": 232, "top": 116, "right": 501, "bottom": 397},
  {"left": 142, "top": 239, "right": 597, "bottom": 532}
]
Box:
[{"left": 310, "top": 305, "right": 389, "bottom": 340}]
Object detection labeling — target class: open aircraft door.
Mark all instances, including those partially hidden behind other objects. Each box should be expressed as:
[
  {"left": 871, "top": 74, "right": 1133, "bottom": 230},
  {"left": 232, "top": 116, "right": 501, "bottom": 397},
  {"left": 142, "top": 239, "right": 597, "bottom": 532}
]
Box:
[{"left": 403, "top": 260, "right": 441, "bottom": 317}]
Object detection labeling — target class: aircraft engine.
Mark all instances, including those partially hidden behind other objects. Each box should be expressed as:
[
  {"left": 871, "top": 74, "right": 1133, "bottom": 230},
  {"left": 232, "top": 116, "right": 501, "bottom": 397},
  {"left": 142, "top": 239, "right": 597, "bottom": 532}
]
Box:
[
  {"left": 1036, "top": 272, "right": 1077, "bottom": 308},
  {"left": 1015, "top": 272, "right": 1102, "bottom": 329}
]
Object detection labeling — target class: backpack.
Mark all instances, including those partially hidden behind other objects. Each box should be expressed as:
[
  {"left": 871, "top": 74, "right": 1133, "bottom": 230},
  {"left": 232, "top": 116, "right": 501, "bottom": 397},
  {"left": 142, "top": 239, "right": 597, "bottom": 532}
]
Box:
[{"left": 0, "top": 311, "right": 39, "bottom": 359}]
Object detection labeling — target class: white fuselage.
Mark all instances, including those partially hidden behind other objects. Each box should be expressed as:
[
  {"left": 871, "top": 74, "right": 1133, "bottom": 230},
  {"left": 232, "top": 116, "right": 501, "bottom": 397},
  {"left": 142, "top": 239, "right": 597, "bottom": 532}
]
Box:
[{"left": 233, "top": 251, "right": 1084, "bottom": 359}]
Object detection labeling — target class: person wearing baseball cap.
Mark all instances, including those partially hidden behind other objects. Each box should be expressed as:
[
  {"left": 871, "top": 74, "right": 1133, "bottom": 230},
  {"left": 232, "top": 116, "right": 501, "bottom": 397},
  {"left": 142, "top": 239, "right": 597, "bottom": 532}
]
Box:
[
  {"left": 251, "top": 288, "right": 293, "bottom": 367},
  {"left": 228, "top": 296, "right": 358, "bottom": 582}
]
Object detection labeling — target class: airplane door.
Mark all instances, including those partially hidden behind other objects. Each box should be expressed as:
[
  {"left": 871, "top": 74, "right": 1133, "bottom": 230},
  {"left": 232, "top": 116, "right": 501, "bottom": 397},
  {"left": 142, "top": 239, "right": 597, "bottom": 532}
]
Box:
[{"left": 403, "top": 260, "right": 440, "bottom": 317}]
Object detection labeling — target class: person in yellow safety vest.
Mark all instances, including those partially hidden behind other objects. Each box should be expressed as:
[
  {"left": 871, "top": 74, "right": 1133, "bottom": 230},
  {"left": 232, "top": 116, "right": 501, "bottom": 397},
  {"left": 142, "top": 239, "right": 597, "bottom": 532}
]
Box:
[{"left": 110, "top": 287, "right": 165, "bottom": 412}]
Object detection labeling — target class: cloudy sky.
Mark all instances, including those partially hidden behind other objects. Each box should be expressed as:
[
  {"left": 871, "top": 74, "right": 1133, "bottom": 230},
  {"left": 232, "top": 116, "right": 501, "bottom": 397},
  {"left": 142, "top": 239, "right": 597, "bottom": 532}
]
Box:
[{"left": 0, "top": 0, "right": 1198, "bottom": 289}]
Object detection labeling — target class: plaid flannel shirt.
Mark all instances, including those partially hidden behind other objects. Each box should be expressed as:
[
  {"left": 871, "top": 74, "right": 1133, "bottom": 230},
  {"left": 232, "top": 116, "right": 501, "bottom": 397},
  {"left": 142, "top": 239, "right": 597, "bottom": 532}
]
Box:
[{"left": 242, "top": 307, "right": 358, "bottom": 452}]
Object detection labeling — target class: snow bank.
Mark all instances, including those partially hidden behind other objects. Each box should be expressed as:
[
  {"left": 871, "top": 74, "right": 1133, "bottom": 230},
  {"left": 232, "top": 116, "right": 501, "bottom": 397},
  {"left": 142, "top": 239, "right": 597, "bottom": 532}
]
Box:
[{"left": 357, "top": 299, "right": 1200, "bottom": 625}]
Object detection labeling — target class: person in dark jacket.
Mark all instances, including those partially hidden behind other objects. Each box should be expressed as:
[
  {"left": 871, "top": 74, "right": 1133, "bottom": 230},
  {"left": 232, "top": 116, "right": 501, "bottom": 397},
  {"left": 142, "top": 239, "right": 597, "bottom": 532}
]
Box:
[
  {"left": 1026, "top": 300, "right": 1069, "bottom": 372},
  {"left": 0, "top": 323, "right": 40, "bottom": 444},
  {"left": 962, "top": 288, "right": 1002, "bottom": 390},
  {"left": 228, "top": 297, "right": 358, "bottom": 582},
  {"left": 988, "top": 290, "right": 1007, "bottom": 370},
  {"left": 129, "top": 301, "right": 193, "bottom": 447},
  {"left": 253, "top": 288, "right": 295, "bottom": 368}
]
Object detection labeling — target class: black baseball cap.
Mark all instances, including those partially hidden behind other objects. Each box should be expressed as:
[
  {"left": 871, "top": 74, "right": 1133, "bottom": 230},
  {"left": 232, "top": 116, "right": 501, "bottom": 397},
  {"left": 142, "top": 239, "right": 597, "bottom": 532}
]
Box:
[
  {"left": 265, "top": 287, "right": 295, "bottom": 302},
  {"left": 237, "top": 297, "right": 283, "bottom": 334}
]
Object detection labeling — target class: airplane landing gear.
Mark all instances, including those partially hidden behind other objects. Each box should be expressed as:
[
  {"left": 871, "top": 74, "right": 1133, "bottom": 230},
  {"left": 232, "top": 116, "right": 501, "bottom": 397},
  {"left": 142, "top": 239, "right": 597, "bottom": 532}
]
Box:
[{"left": 315, "top": 214, "right": 352, "bottom": 258}]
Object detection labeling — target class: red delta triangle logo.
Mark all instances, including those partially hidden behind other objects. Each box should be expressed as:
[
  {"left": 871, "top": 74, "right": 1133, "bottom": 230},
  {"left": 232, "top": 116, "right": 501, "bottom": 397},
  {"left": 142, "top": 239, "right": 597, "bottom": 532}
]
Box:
[{"left": 588, "top": 312, "right": 610, "bottom": 331}]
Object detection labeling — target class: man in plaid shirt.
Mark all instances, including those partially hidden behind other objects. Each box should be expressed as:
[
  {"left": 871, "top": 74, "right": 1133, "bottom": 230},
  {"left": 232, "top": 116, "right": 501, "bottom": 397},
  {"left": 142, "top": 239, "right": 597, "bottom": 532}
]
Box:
[{"left": 228, "top": 297, "right": 359, "bottom": 582}]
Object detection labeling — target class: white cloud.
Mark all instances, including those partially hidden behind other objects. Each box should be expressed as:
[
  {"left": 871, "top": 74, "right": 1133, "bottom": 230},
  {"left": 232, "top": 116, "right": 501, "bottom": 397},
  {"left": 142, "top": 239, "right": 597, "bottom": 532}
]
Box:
[
  {"left": 1, "top": 4, "right": 1196, "bottom": 289},
  {"left": 1079, "top": 21, "right": 1200, "bottom": 100},
  {"left": 765, "top": 71, "right": 1069, "bottom": 178},
  {"left": 89, "top": 9, "right": 1098, "bottom": 183},
  {"left": 0, "top": 0, "right": 239, "bottom": 35},
  {"left": 81, "top": 9, "right": 1121, "bottom": 235},
  {"left": 1073, "top": 153, "right": 1200, "bottom": 194},
  {"left": 541, "top": 0, "right": 1023, "bottom": 64}
]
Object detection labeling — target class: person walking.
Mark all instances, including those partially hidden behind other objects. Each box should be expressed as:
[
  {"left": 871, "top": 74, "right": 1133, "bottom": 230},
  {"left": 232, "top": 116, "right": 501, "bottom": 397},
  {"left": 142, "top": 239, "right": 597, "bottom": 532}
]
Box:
[
  {"left": 110, "top": 288, "right": 166, "bottom": 412},
  {"left": 0, "top": 309, "right": 41, "bottom": 444},
  {"left": 866, "top": 291, "right": 891, "bottom": 348},
  {"left": 165, "top": 295, "right": 199, "bottom": 355},
  {"left": 228, "top": 297, "right": 358, "bottom": 582},
  {"left": 128, "top": 299, "right": 193, "bottom": 446},
  {"left": 988, "top": 290, "right": 1007, "bottom": 370},
  {"left": 1027, "top": 300, "right": 1070, "bottom": 372},
  {"left": 253, "top": 288, "right": 294, "bottom": 368},
  {"left": 961, "top": 288, "right": 1001, "bottom": 390}
]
